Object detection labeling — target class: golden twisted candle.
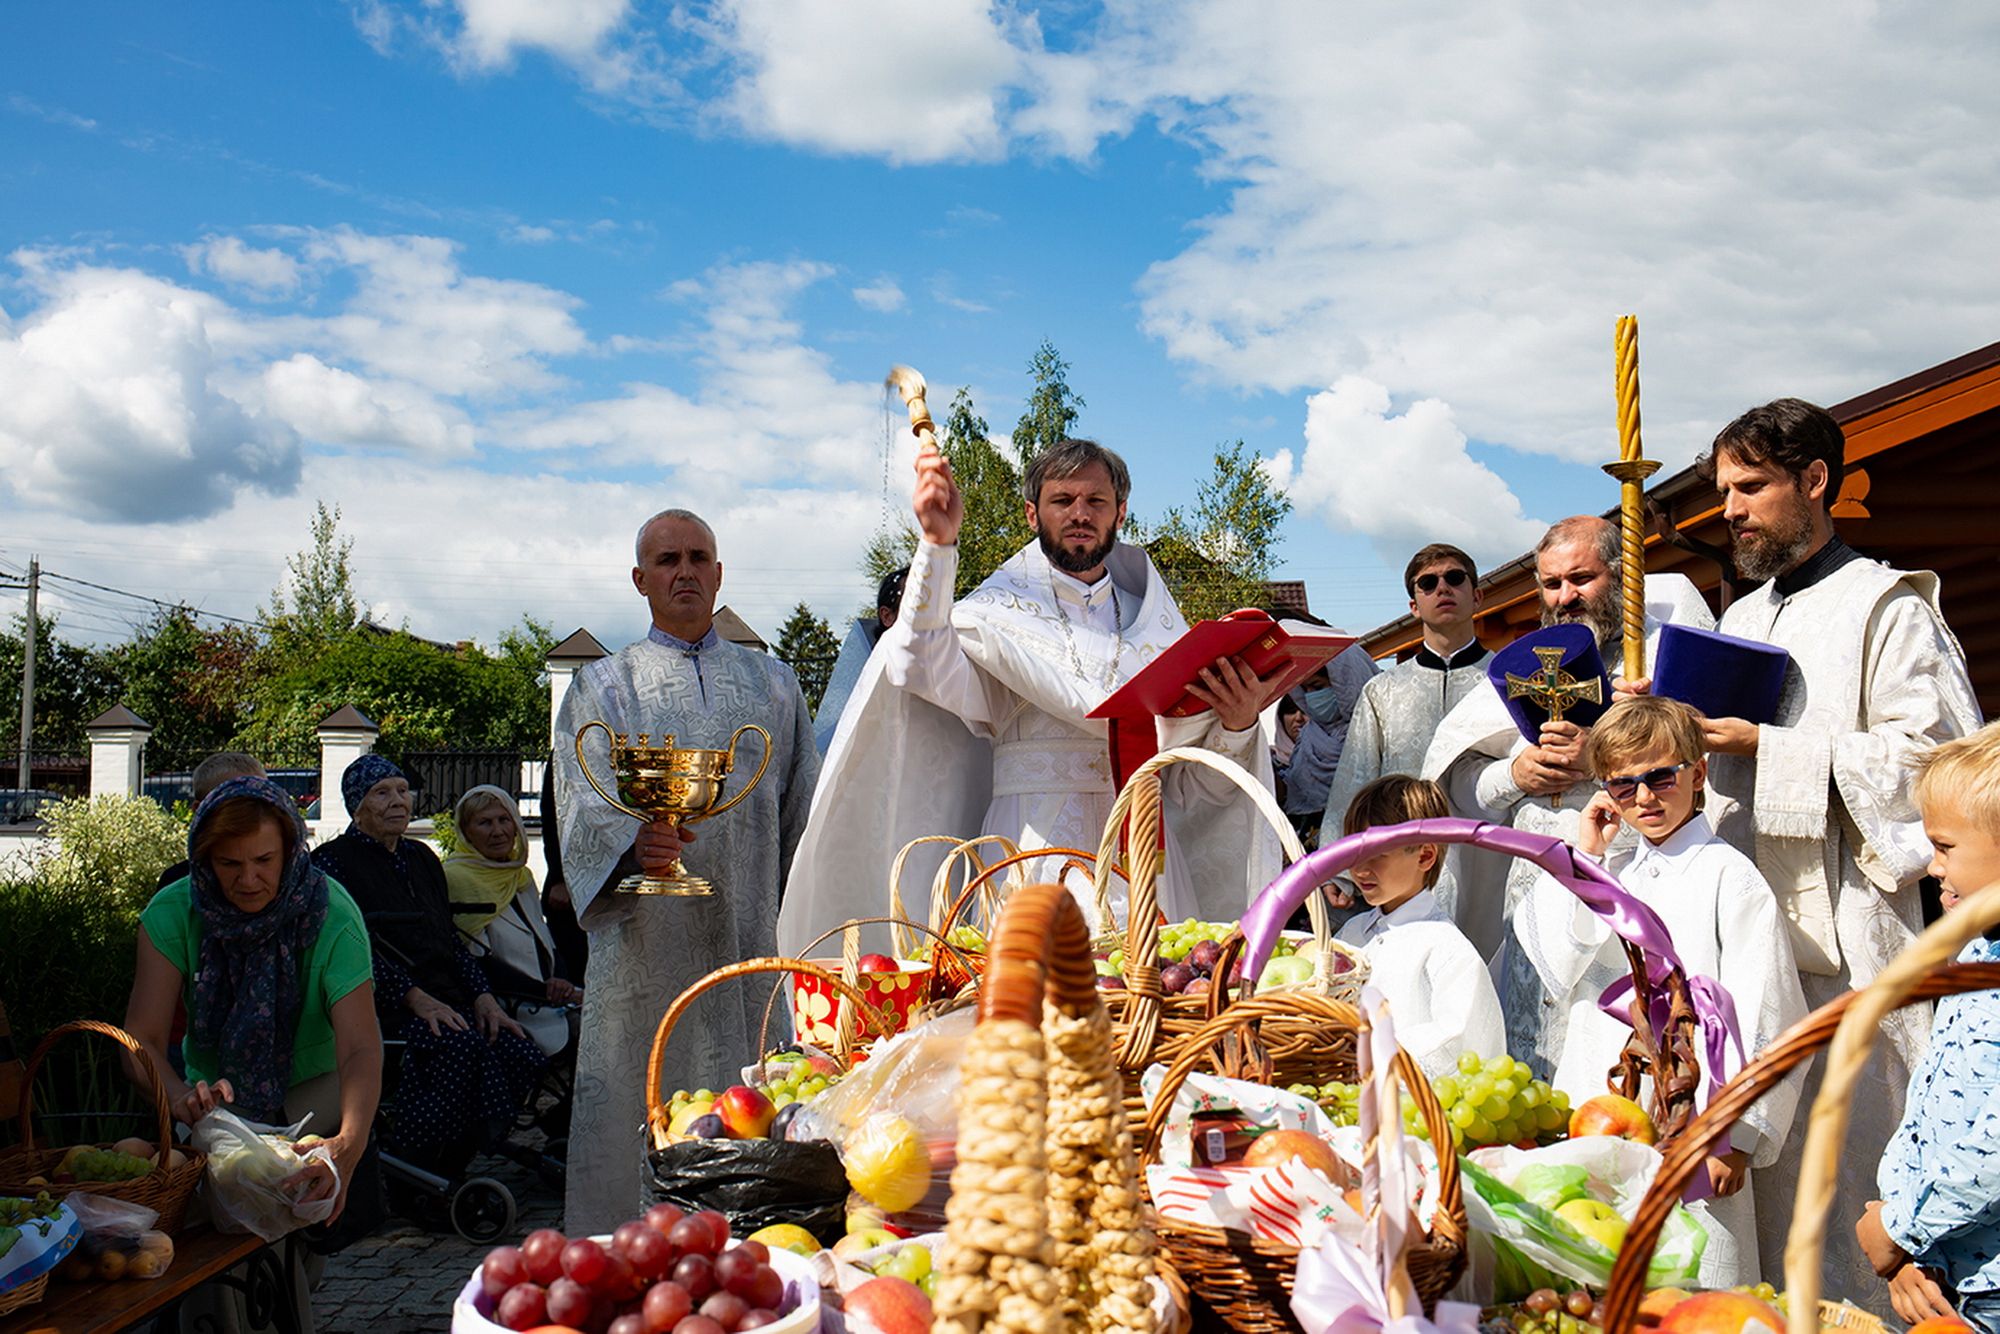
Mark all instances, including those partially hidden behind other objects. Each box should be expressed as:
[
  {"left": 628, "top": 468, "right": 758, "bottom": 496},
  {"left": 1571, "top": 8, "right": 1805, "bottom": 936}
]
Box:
[{"left": 1603, "top": 316, "right": 1660, "bottom": 684}]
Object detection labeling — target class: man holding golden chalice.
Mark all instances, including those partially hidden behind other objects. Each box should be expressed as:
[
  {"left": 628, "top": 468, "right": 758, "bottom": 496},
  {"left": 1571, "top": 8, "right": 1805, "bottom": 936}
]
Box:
[{"left": 553, "top": 508, "right": 820, "bottom": 1235}]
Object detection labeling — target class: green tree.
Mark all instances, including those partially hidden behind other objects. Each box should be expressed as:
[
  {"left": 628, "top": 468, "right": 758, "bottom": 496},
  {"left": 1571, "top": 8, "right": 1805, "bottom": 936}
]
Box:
[
  {"left": 260, "top": 500, "right": 363, "bottom": 658},
  {"left": 107, "top": 607, "right": 261, "bottom": 771},
  {"left": 1012, "top": 340, "right": 1085, "bottom": 463},
  {"left": 0, "top": 612, "right": 122, "bottom": 760},
  {"left": 774, "top": 603, "right": 841, "bottom": 713},
  {"left": 1132, "top": 441, "right": 1295, "bottom": 622}
]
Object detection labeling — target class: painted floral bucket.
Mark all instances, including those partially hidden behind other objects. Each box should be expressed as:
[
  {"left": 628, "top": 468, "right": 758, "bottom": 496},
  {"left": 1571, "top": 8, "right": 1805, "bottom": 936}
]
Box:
[{"left": 791, "top": 958, "right": 933, "bottom": 1062}]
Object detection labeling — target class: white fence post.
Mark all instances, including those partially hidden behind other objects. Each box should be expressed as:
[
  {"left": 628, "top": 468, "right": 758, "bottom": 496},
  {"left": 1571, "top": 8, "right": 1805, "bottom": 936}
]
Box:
[
  {"left": 315, "top": 705, "right": 380, "bottom": 842},
  {"left": 545, "top": 629, "right": 609, "bottom": 751},
  {"left": 86, "top": 705, "right": 152, "bottom": 800}
]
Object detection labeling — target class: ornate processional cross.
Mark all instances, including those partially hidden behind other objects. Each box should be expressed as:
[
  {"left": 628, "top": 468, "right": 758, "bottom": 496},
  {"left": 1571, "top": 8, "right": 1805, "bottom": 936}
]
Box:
[{"left": 1504, "top": 647, "right": 1603, "bottom": 725}]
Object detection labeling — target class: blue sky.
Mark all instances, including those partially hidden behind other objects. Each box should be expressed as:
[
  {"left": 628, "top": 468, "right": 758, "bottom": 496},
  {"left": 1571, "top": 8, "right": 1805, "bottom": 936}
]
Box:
[{"left": 4, "top": 1, "right": 1997, "bottom": 651}]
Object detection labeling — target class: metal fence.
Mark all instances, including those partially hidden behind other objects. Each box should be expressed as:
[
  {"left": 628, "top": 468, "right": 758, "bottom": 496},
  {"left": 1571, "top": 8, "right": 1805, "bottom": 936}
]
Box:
[{"left": 399, "top": 748, "right": 523, "bottom": 818}]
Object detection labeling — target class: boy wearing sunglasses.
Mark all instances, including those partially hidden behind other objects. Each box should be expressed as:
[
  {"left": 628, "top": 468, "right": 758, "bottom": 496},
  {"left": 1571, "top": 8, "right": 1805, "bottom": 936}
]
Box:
[{"left": 1516, "top": 694, "right": 1807, "bottom": 1287}]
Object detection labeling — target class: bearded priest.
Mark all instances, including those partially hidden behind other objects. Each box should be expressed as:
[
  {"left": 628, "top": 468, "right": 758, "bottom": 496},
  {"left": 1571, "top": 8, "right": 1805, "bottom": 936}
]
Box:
[
  {"left": 782, "top": 438, "right": 1283, "bottom": 953},
  {"left": 1698, "top": 398, "right": 1980, "bottom": 1303}
]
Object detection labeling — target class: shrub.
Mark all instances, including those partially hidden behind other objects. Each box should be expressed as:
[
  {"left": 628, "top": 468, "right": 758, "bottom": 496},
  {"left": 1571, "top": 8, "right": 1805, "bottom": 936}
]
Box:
[{"left": 0, "top": 796, "right": 188, "bottom": 1145}]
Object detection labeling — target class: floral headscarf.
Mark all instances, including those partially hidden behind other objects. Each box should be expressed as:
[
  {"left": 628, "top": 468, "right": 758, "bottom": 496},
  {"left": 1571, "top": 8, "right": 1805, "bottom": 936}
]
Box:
[{"left": 187, "top": 775, "right": 331, "bottom": 1123}]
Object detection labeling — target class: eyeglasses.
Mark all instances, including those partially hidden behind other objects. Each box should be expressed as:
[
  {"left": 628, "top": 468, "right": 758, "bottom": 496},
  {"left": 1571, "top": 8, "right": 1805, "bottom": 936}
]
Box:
[
  {"left": 1413, "top": 568, "right": 1471, "bottom": 594},
  {"left": 1598, "top": 763, "right": 1693, "bottom": 803}
]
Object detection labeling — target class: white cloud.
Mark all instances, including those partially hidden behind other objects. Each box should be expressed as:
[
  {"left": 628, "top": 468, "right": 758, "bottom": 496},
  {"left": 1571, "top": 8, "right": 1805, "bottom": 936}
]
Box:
[
  {"left": 852, "top": 279, "right": 906, "bottom": 313},
  {"left": 707, "top": 0, "right": 1024, "bottom": 163},
  {"left": 260, "top": 353, "right": 475, "bottom": 456},
  {"left": 1269, "top": 376, "right": 1543, "bottom": 567},
  {"left": 184, "top": 235, "right": 305, "bottom": 297},
  {"left": 504, "top": 224, "right": 557, "bottom": 244},
  {"left": 7, "top": 93, "right": 98, "bottom": 132},
  {"left": 0, "top": 255, "right": 300, "bottom": 522},
  {"left": 297, "top": 229, "right": 588, "bottom": 399},
  {"left": 348, "top": 0, "right": 666, "bottom": 98},
  {"left": 1119, "top": 2, "right": 2000, "bottom": 466}
]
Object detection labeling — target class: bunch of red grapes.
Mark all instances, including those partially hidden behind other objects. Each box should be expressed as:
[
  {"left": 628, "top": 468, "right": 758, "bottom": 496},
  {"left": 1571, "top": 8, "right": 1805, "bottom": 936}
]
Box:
[{"left": 479, "top": 1203, "right": 794, "bottom": 1334}]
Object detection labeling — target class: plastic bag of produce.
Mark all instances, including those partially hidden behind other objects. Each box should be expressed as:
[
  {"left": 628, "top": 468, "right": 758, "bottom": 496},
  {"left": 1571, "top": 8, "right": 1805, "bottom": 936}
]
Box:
[
  {"left": 643, "top": 1138, "right": 850, "bottom": 1245},
  {"left": 190, "top": 1109, "right": 338, "bottom": 1242},
  {"left": 1460, "top": 1138, "right": 1706, "bottom": 1301}
]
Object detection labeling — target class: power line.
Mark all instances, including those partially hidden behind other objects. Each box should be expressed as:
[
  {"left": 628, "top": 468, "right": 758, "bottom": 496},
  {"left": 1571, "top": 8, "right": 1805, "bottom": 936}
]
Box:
[{"left": 38, "top": 570, "right": 260, "bottom": 627}]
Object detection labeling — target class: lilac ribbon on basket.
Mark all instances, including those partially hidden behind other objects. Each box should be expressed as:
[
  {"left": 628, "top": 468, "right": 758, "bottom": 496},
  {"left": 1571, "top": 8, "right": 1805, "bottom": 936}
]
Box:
[{"left": 1243, "top": 819, "right": 1746, "bottom": 1128}]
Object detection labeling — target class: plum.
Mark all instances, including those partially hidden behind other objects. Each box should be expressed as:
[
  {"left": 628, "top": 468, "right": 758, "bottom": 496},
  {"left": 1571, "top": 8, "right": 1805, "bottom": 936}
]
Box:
[
  {"left": 1160, "top": 964, "right": 1195, "bottom": 994},
  {"left": 1187, "top": 939, "right": 1223, "bottom": 973}
]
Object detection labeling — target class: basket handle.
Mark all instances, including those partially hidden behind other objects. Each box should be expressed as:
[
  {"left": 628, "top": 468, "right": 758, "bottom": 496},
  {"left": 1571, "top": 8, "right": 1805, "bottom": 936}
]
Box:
[
  {"left": 1134, "top": 991, "right": 1466, "bottom": 1264},
  {"left": 934, "top": 845, "right": 1118, "bottom": 946},
  {"left": 644, "top": 957, "right": 890, "bottom": 1147},
  {"left": 1599, "top": 958, "right": 2000, "bottom": 1333},
  {"left": 1093, "top": 747, "right": 1319, "bottom": 1071},
  {"left": 886, "top": 835, "right": 998, "bottom": 959},
  {"left": 16, "top": 1019, "right": 176, "bottom": 1158},
  {"left": 753, "top": 915, "right": 977, "bottom": 1057},
  {"left": 1783, "top": 880, "right": 2000, "bottom": 1334},
  {"left": 979, "top": 880, "right": 1102, "bottom": 1025},
  {"left": 918, "top": 834, "right": 1021, "bottom": 944}
]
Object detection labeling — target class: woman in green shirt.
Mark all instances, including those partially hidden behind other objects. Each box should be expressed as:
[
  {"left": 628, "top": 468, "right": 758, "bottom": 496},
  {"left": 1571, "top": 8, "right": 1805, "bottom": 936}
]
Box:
[{"left": 125, "top": 775, "right": 381, "bottom": 1222}]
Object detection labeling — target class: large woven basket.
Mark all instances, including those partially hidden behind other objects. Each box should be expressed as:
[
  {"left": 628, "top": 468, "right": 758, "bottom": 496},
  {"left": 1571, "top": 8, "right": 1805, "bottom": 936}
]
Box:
[
  {"left": 0, "top": 1020, "right": 207, "bottom": 1235},
  {"left": 1781, "top": 881, "right": 2000, "bottom": 1334},
  {"left": 890, "top": 834, "right": 1024, "bottom": 1000},
  {"left": 1590, "top": 958, "right": 2000, "bottom": 1334},
  {"left": 1088, "top": 747, "right": 1363, "bottom": 1120},
  {"left": 1138, "top": 991, "right": 1468, "bottom": 1331},
  {"left": 935, "top": 879, "right": 1163, "bottom": 1334},
  {"left": 645, "top": 956, "right": 892, "bottom": 1147},
  {"left": 1244, "top": 816, "right": 1710, "bottom": 1145}
]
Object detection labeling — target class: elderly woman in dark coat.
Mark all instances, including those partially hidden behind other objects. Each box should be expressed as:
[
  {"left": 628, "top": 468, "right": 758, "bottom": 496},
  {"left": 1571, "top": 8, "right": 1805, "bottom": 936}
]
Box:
[{"left": 310, "top": 756, "right": 544, "bottom": 1177}]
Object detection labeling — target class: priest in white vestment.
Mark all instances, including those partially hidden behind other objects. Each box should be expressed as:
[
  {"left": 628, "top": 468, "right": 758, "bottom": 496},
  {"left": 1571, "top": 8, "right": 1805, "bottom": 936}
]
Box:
[
  {"left": 1517, "top": 695, "right": 1808, "bottom": 1287},
  {"left": 1421, "top": 517, "right": 1714, "bottom": 1079},
  {"left": 556, "top": 510, "right": 819, "bottom": 1235},
  {"left": 1322, "top": 542, "right": 1495, "bottom": 950},
  {"left": 782, "top": 438, "right": 1283, "bottom": 954},
  {"left": 1694, "top": 399, "right": 1981, "bottom": 1304}
]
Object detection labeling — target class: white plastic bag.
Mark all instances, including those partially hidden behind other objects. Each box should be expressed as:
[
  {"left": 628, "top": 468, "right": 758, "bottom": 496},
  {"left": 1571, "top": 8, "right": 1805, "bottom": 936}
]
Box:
[{"left": 191, "top": 1108, "right": 338, "bottom": 1241}]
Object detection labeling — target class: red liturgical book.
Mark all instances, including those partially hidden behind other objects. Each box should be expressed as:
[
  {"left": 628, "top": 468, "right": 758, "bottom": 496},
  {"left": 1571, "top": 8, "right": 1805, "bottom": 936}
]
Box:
[{"left": 1088, "top": 610, "right": 1357, "bottom": 722}]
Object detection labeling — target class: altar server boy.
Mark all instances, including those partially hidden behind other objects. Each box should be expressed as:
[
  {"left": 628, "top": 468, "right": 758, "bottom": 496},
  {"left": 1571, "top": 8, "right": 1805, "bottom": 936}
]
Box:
[
  {"left": 1859, "top": 722, "right": 2000, "bottom": 1334},
  {"left": 1516, "top": 695, "right": 1806, "bottom": 1282},
  {"left": 1333, "top": 775, "right": 1504, "bottom": 1080}
]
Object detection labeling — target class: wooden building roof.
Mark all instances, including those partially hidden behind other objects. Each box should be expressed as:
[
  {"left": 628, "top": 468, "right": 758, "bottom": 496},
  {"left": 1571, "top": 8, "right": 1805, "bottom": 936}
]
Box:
[{"left": 1358, "top": 339, "right": 2000, "bottom": 715}]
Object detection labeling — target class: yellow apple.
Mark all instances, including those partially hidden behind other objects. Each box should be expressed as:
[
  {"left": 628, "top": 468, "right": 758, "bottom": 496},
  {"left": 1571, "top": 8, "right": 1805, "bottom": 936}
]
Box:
[{"left": 1553, "top": 1198, "right": 1628, "bottom": 1253}]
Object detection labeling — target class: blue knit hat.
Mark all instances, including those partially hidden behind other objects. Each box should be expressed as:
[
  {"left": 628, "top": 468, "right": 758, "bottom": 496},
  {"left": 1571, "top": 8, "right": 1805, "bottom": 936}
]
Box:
[{"left": 341, "top": 754, "right": 406, "bottom": 814}]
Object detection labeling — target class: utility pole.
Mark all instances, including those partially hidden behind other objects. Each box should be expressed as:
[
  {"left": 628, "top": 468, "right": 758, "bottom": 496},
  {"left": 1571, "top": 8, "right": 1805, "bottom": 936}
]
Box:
[{"left": 16, "top": 557, "right": 36, "bottom": 791}]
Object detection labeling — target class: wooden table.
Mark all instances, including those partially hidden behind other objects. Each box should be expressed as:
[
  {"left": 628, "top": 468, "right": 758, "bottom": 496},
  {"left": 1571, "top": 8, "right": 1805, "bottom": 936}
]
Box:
[{"left": 0, "top": 1227, "right": 301, "bottom": 1334}]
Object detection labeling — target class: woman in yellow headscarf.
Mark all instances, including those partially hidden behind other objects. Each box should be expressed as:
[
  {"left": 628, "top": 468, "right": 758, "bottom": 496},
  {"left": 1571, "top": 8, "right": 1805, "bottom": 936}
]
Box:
[{"left": 444, "top": 785, "right": 579, "bottom": 1057}]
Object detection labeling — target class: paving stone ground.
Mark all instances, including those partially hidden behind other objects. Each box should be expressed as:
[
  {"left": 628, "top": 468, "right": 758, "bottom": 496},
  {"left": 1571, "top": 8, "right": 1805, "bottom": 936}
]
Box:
[{"left": 312, "top": 1137, "right": 564, "bottom": 1333}]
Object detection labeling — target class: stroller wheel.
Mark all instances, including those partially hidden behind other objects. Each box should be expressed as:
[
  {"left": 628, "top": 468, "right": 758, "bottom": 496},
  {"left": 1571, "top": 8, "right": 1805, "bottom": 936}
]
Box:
[{"left": 450, "top": 1176, "right": 517, "bottom": 1244}]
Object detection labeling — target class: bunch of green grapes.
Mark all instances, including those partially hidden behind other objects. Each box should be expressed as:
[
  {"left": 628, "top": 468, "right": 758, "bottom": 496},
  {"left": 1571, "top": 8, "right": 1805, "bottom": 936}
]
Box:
[
  {"left": 1436, "top": 1051, "right": 1568, "bottom": 1150},
  {"left": 67, "top": 1148, "right": 153, "bottom": 1182},
  {"left": 945, "top": 925, "right": 987, "bottom": 952},
  {"left": 757, "top": 1055, "right": 838, "bottom": 1108},
  {"left": 1287, "top": 1080, "right": 1361, "bottom": 1126},
  {"left": 1732, "top": 1283, "right": 1790, "bottom": 1315}
]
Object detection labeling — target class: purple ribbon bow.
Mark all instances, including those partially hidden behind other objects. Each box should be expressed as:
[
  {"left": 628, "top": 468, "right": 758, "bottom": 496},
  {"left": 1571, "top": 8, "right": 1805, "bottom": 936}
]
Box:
[{"left": 1243, "top": 818, "right": 1746, "bottom": 1183}]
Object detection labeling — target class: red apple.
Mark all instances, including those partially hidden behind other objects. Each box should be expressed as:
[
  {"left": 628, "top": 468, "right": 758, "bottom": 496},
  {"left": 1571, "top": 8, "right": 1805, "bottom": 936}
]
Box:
[
  {"left": 1568, "top": 1093, "right": 1657, "bottom": 1145},
  {"left": 713, "top": 1085, "right": 777, "bottom": 1139},
  {"left": 844, "top": 1275, "right": 933, "bottom": 1334},
  {"left": 1659, "top": 1290, "right": 1782, "bottom": 1334},
  {"left": 856, "top": 953, "right": 899, "bottom": 973}
]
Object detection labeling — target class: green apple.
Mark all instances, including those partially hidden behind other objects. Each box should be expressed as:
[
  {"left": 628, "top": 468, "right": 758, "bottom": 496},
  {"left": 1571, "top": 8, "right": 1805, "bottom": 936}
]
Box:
[
  {"left": 1259, "top": 956, "right": 1316, "bottom": 990},
  {"left": 878, "top": 1244, "right": 932, "bottom": 1283},
  {"left": 1554, "top": 1198, "right": 1628, "bottom": 1254},
  {"left": 847, "top": 1206, "right": 888, "bottom": 1235}
]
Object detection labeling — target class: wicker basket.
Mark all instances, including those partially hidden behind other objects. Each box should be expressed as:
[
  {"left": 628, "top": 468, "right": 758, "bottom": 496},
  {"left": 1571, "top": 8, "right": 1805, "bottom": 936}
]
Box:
[
  {"left": 927, "top": 839, "right": 1119, "bottom": 1002},
  {"left": 888, "top": 834, "right": 1021, "bottom": 1000},
  {"left": 935, "top": 878, "right": 1163, "bottom": 1334},
  {"left": 756, "top": 915, "right": 980, "bottom": 1061},
  {"left": 0, "top": 1271, "right": 50, "bottom": 1318},
  {"left": 1243, "top": 816, "right": 1710, "bottom": 1145},
  {"left": 1138, "top": 991, "right": 1469, "bottom": 1331},
  {"left": 0, "top": 1020, "right": 207, "bottom": 1234},
  {"left": 644, "top": 957, "right": 892, "bottom": 1147},
  {"left": 1588, "top": 960, "right": 2000, "bottom": 1334},
  {"left": 1086, "top": 747, "right": 1364, "bottom": 1120}
]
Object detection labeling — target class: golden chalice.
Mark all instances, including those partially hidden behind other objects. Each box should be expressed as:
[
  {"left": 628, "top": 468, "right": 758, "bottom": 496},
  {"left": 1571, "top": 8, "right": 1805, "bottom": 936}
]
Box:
[{"left": 574, "top": 721, "right": 773, "bottom": 896}]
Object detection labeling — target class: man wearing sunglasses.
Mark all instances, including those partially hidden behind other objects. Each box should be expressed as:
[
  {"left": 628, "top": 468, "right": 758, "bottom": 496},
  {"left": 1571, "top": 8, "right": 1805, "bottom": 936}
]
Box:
[
  {"left": 1695, "top": 398, "right": 1979, "bottom": 1304},
  {"left": 1320, "top": 543, "right": 1497, "bottom": 946}
]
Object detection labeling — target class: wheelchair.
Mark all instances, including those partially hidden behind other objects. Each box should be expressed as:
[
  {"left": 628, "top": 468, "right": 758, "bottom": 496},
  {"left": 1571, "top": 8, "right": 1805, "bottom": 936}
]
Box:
[{"left": 362, "top": 911, "right": 577, "bottom": 1243}]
